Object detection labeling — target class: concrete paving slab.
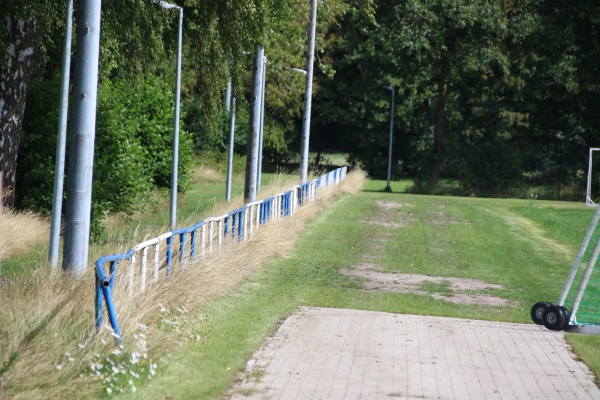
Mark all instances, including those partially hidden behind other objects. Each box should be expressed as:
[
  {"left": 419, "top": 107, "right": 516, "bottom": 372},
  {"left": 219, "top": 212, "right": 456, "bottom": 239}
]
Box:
[{"left": 228, "top": 307, "right": 600, "bottom": 400}]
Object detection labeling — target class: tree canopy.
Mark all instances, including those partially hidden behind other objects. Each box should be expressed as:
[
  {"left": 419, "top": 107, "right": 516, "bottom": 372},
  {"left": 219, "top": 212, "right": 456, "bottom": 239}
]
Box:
[{"left": 2, "top": 0, "right": 600, "bottom": 223}]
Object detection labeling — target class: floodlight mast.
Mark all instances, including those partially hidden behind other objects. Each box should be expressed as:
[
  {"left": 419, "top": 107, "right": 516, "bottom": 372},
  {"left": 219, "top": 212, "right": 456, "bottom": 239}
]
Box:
[
  {"left": 149, "top": 0, "right": 183, "bottom": 229},
  {"left": 383, "top": 85, "right": 395, "bottom": 193},
  {"left": 299, "top": 0, "right": 318, "bottom": 183},
  {"left": 586, "top": 147, "right": 600, "bottom": 206},
  {"left": 49, "top": 0, "right": 74, "bottom": 269}
]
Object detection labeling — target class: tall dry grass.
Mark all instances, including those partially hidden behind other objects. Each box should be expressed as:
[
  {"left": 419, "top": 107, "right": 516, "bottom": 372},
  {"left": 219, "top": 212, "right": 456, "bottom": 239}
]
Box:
[
  {"left": 0, "top": 169, "right": 366, "bottom": 399},
  {"left": 0, "top": 209, "right": 50, "bottom": 262}
]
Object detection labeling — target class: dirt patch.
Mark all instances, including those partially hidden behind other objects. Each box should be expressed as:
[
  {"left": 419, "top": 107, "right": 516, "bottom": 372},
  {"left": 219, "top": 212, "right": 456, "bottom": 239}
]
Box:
[
  {"left": 340, "top": 263, "right": 511, "bottom": 306},
  {"left": 361, "top": 201, "right": 418, "bottom": 227},
  {"left": 353, "top": 200, "right": 505, "bottom": 306},
  {"left": 375, "top": 200, "right": 415, "bottom": 209},
  {"left": 360, "top": 220, "right": 410, "bottom": 228},
  {"left": 424, "top": 211, "right": 472, "bottom": 225}
]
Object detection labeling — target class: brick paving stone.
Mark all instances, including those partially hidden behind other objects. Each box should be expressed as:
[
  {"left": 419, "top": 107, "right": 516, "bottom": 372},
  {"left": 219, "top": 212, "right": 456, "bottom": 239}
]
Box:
[{"left": 228, "top": 307, "right": 600, "bottom": 400}]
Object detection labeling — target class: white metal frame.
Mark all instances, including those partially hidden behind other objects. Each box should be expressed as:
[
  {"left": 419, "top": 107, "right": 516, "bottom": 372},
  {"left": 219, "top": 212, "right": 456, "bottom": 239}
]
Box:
[{"left": 586, "top": 148, "right": 600, "bottom": 206}]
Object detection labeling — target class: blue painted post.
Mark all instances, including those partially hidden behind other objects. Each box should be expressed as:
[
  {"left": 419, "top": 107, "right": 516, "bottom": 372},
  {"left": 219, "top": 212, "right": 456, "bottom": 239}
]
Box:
[
  {"left": 62, "top": 0, "right": 102, "bottom": 275},
  {"left": 231, "top": 212, "right": 240, "bottom": 239},
  {"left": 102, "top": 284, "right": 122, "bottom": 342},
  {"left": 95, "top": 274, "right": 103, "bottom": 329},
  {"left": 179, "top": 232, "right": 186, "bottom": 270},
  {"left": 190, "top": 229, "right": 197, "bottom": 259},
  {"left": 166, "top": 236, "right": 173, "bottom": 276},
  {"left": 49, "top": 0, "right": 74, "bottom": 269}
]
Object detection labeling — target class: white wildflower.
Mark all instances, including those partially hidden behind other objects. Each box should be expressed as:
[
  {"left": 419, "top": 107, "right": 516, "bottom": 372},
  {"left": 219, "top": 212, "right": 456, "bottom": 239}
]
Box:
[
  {"left": 130, "top": 351, "right": 141, "bottom": 364},
  {"left": 136, "top": 323, "right": 148, "bottom": 331}
]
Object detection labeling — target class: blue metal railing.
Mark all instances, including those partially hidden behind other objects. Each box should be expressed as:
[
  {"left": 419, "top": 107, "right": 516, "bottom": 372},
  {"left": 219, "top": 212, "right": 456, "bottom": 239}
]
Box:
[{"left": 95, "top": 167, "right": 347, "bottom": 340}]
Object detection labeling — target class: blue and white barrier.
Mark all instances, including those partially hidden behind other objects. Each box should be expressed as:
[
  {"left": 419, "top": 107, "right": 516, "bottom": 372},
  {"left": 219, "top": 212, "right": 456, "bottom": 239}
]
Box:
[{"left": 95, "top": 167, "right": 347, "bottom": 340}]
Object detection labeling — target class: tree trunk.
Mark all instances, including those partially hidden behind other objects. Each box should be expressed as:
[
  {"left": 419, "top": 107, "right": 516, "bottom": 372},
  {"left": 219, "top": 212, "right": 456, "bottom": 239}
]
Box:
[
  {"left": 0, "top": 16, "right": 39, "bottom": 207},
  {"left": 428, "top": 50, "right": 450, "bottom": 187}
]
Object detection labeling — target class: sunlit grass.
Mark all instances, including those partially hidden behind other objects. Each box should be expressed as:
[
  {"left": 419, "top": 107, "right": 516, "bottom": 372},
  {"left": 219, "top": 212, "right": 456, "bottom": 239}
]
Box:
[
  {"left": 0, "top": 165, "right": 364, "bottom": 399},
  {"left": 118, "top": 179, "right": 600, "bottom": 399},
  {"left": 4, "top": 172, "right": 600, "bottom": 398}
]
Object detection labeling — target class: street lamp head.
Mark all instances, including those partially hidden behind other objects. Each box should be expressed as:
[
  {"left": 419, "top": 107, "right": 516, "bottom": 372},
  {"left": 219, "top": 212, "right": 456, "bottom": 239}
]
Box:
[
  {"left": 153, "top": 0, "right": 180, "bottom": 10},
  {"left": 292, "top": 67, "right": 307, "bottom": 75},
  {"left": 383, "top": 85, "right": 394, "bottom": 93}
]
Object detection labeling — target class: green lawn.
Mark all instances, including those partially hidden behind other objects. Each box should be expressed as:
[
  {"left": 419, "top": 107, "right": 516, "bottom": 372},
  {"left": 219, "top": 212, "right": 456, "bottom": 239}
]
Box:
[{"left": 117, "top": 178, "right": 600, "bottom": 399}]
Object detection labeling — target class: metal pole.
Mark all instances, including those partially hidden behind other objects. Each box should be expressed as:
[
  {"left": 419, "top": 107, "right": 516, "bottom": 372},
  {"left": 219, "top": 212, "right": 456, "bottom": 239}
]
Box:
[
  {"left": 586, "top": 148, "right": 600, "bottom": 206},
  {"left": 49, "top": 0, "right": 74, "bottom": 269},
  {"left": 226, "top": 89, "right": 236, "bottom": 202},
  {"left": 557, "top": 204, "right": 600, "bottom": 306},
  {"left": 299, "top": 0, "right": 318, "bottom": 183},
  {"left": 244, "top": 45, "right": 264, "bottom": 203},
  {"left": 384, "top": 86, "right": 395, "bottom": 192},
  {"left": 62, "top": 0, "right": 102, "bottom": 275},
  {"left": 257, "top": 55, "right": 266, "bottom": 192},
  {"left": 569, "top": 235, "right": 600, "bottom": 324},
  {"left": 169, "top": 6, "right": 183, "bottom": 230},
  {"left": 225, "top": 78, "right": 232, "bottom": 114}
]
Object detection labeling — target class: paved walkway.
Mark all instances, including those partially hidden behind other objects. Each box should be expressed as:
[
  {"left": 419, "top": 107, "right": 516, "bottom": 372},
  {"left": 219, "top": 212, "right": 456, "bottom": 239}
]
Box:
[{"left": 229, "top": 307, "right": 600, "bottom": 400}]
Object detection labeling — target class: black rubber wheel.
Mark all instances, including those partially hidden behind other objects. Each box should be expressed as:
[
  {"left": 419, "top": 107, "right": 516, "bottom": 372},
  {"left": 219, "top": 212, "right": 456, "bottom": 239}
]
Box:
[
  {"left": 543, "top": 305, "right": 569, "bottom": 331},
  {"left": 531, "top": 301, "right": 553, "bottom": 325}
]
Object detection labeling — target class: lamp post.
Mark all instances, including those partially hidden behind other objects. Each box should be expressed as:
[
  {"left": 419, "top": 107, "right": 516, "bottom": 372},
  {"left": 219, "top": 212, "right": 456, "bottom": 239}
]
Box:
[
  {"left": 151, "top": 0, "right": 183, "bottom": 230},
  {"left": 62, "top": 0, "right": 102, "bottom": 275},
  {"left": 383, "top": 85, "right": 395, "bottom": 193},
  {"left": 225, "top": 77, "right": 236, "bottom": 203},
  {"left": 49, "top": 0, "right": 74, "bottom": 269},
  {"left": 244, "top": 45, "right": 265, "bottom": 203},
  {"left": 257, "top": 55, "right": 267, "bottom": 192},
  {"left": 299, "top": 0, "right": 318, "bottom": 183}
]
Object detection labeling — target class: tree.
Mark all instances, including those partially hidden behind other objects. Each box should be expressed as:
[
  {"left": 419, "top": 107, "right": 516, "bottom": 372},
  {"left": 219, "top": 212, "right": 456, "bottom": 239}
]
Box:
[{"left": 0, "top": 1, "right": 61, "bottom": 207}]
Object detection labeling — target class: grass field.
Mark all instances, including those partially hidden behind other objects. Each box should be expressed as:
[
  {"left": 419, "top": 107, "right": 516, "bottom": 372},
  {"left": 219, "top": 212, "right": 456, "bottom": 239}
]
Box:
[
  {"left": 2, "top": 170, "right": 600, "bottom": 398},
  {"left": 118, "top": 179, "right": 600, "bottom": 399}
]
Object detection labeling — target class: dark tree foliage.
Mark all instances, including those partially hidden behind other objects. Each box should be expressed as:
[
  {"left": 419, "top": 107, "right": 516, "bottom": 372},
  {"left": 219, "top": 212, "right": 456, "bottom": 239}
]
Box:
[{"left": 312, "top": 0, "right": 600, "bottom": 199}]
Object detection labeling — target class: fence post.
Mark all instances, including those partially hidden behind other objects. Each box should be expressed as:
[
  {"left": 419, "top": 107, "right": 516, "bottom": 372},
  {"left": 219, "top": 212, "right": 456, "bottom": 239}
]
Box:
[
  {"left": 179, "top": 232, "right": 186, "bottom": 271},
  {"left": 166, "top": 236, "right": 173, "bottom": 276},
  {"left": 129, "top": 253, "right": 136, "bottom": 297},
  {"left": 141, "top": 247, "right": 148, "bottom": 292}
]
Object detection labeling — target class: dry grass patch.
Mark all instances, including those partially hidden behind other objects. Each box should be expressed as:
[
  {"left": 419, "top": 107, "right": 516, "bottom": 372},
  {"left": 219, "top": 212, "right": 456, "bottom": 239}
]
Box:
[
  {"left": 0, "top": 169, "right": 365, "bottom": 399},
  {"left": 0, "top": 209, "right": 50, "bottom": 261},
  {"left": 192, "top": 165, "right": 224, "bottom": 183}
]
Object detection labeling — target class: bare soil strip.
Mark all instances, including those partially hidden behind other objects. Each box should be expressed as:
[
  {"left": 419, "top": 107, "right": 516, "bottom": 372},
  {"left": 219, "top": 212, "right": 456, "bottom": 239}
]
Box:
[{"left": 347, "top": 199, "right": 511, "bottom": 306}]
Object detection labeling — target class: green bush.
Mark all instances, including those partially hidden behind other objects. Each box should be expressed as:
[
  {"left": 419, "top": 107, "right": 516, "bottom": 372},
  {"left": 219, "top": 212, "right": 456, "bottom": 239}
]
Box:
[
  {"left": 16, "top": 74, "right": 192, "bottom": 238},
  {"left": 16, "top": 77, "right": 62, "bottom": 212}
]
